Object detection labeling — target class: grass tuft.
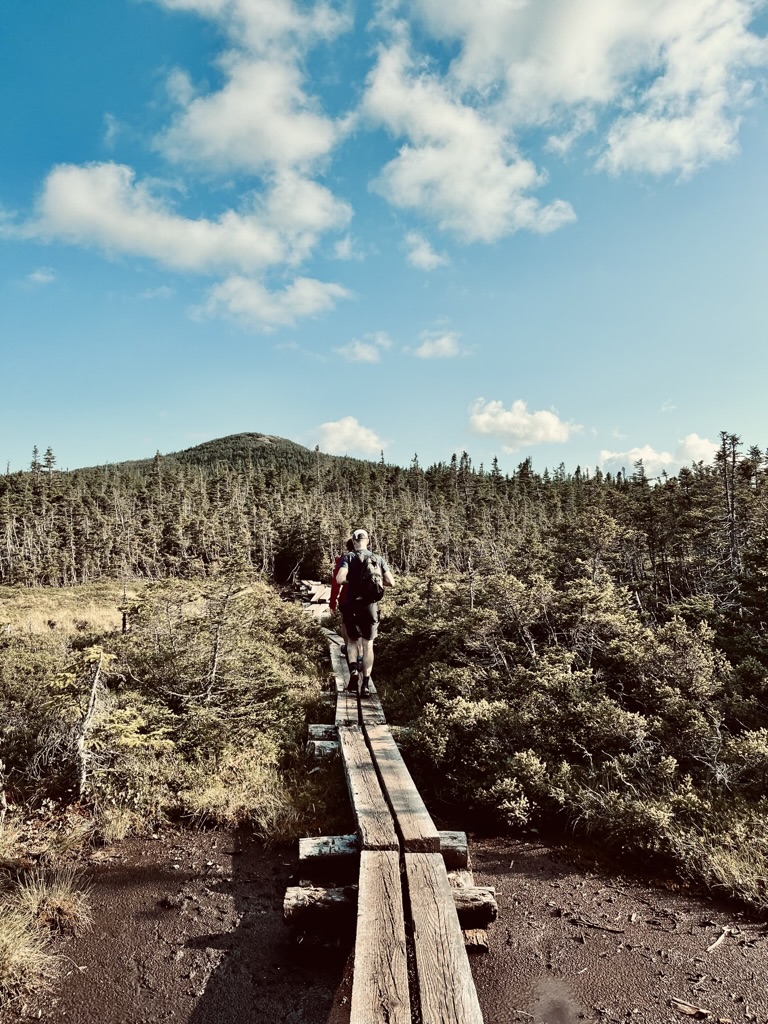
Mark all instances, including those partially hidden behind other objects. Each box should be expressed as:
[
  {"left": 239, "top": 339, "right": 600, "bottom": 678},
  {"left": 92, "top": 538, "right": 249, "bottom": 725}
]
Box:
[
  {"left": 0, "top": 910, "right": 58, "bottom": 1002},
  {"left": 14, "top": 865, "right": 92, "bottom": 936},
  {"left": 180, "top": 742, "right": 303, "bottom": 839}
]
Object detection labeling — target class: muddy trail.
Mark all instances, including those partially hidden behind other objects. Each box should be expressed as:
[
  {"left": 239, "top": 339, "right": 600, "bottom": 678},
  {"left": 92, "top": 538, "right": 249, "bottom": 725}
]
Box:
[{"left": 2, "top": 829, "right": 767, "bottom": 1024}]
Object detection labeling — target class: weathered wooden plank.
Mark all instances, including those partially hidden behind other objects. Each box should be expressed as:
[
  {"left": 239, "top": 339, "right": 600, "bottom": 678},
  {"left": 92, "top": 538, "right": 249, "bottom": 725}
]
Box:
[
  {"left": 463, "top": 929, "right": 489, "bottom": 953},
  {"left": 280, "top": 880, "right": 495, "bottom": 928},
  {"left": 299, "top": 833, "right": 358, "bottom": 869},
  {"left": 329, "top": 640, "right": 350, "bottom": 692},
  {"left": 448, "top": 857, "right": 490, "bottom": 953},
  {"left": 337, "top": 726, "right": 399, "bottom": 851},
  {"left": 439, "top": 830, "right": 468, "bottom": 869},
  {"left": 351, "top": 849, "right": 411, "bottom": 1024},
  {"left": 366, "top": 725, "right": 440, "bottom": 853},
  {"left": 330, "top": 643, "right": 360, "bottom": 726},
  {"left": 405, "top": 852, "right": 484, "bottom": 1023},
  {"left": 359, "top": 682, "right": 388, "bottom": 727},
  {"left": 335, "top": 691, "right": 358, "bottom": 728},
  {"left": 283, "top": 884, "right": 356, "bottom": 926},
  {"left": 305, "top": 739, "right": 339, "bottom": 760},
  {"left": 299, "top": 831, "right": 466, "bottom": 869},
  {"left": 307, "top": 723, "right": 337, "bottom": 741}
]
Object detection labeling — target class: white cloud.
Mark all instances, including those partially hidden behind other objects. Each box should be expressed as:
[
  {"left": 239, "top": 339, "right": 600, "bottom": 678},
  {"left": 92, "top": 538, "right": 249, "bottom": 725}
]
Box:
[
  {"left": 600, "top": 432, "right": 718, "bottom": 475},
  {"left": 409, "top": 0, "right": 767, "bottom": 179},
  {"left": 103, "top": 113, "right": 120, "bottom": 149},
  {"left": 335, "top": 332, "right": 392, "bottom": 363},
  {"left": 154, "top": 0, "right": 349, "bottom": 55},
  {"left": 470, "top": 398, "right": 580, "bottom": 449},
  {"left": 598, "top": 97, "right": 741, "bottom": 178},
  {"left": 153, "top": 0, "right": 351, "bottom": 175},
  {"left": 25, "top": 267, "right": 57, "bottom": 285},
  {"left": 364, "top": 39, "right": 576, "bottom": 242},
  {"left": 333, "top": 234, "right": 364, "bottom": 260},
  {"left": 200, "top": 274, "right": 349, "bottom": 331},
  {"left": 413, "top": 330, "right": 462, "bottom": 359},
  {"left": 315, "top": 415, "right": 385, "bottom": 456},
  {"left": 661, "top": 399, "right": 677, "bottom": 413},
  {"left": 404, "top": 231, "right": 449, "bottom": 270},
  {"left": 22, "top": 162, "right": 350, "bottom": 274},
  {"left": 157, "top": 54, "right": 341, "bottom": 174},
  {"left": 678, "top": 432, "right": 719, "bottom": 464}
]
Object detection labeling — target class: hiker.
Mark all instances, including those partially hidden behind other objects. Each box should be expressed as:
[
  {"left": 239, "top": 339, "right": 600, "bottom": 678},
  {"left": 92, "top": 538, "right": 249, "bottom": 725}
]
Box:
[
  {"left": 335, "top": 528, "right": 394, "bottom": 696},
  {"left": 329, "top": 537, "right": 355, "bottom": 658}
]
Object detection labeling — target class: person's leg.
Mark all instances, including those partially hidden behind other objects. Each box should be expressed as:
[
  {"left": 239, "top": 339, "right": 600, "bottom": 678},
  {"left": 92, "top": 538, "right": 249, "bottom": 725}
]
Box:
[
  {"left": 361, "top": 637, "right": 375, "bottom": 676},
  {"left": 338, "top": 612, "right": 350, "bottom": 650},
  {"left": 359, "top": 605, "right": 379, "bottom": 694},
  {"left": 341, "top": 606, "right": 361, "bottom": 688}
]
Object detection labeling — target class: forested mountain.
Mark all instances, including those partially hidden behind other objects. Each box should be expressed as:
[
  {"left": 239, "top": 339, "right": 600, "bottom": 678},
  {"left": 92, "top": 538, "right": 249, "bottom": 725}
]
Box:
[{"left": 2, "top": 431, "right": 767, "bottom": 665}]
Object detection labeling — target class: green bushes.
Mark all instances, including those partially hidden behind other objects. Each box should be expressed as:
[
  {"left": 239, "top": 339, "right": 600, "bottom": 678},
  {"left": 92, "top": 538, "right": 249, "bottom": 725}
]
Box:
[
  {"left": 380, "top": 567, "right": 768, "bottom": 910},
  {"left": 0, "top": 578, "right": 330, "bottom": 838}
]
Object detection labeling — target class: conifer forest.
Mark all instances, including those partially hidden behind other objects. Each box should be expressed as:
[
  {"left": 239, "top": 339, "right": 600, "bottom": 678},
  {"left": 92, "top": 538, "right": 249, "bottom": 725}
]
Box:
[{"left": 2, "top": 431, "right": 767, "bottom": 922}]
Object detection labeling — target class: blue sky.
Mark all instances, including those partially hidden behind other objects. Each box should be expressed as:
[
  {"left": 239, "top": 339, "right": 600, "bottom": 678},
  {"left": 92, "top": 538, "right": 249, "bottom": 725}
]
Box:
[{"left": 2, "top": 0, "right": 767, "bottom": 477}]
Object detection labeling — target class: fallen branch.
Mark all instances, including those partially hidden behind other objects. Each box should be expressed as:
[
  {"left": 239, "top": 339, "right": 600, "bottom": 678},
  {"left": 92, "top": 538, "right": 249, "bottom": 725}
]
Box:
[
  {"left": 706, "top": 925, "right": 735, "bottom": 953},
  {"left": 571, "top": 915, "right": 624, "bottom": 934},
  {"left": 670, "top": 997, "right": 710, "bottom": 1018}
]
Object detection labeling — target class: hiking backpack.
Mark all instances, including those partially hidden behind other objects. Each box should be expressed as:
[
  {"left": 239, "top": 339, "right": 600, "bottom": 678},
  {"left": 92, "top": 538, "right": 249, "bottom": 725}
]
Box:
[{"left": 357, "top": 552, "right": 385, "bottom": 603}]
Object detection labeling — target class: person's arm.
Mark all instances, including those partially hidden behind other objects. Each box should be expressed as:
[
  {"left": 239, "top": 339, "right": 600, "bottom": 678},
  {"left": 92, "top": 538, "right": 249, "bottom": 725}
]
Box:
[
  {"left": 329, "top": 559, "right": 341, "bottom": 610},
  {"left": 380, "top": 556, "right": 394, "bottom": 588},
  {"left": 335, "top": 560, "right": 349, "bottom": 585}
]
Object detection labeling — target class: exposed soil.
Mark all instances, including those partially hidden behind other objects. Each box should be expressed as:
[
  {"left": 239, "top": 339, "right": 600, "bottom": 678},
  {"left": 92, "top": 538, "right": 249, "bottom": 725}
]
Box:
[{"left": 2, "top": 830, "right": 766, "bottom": 1024}]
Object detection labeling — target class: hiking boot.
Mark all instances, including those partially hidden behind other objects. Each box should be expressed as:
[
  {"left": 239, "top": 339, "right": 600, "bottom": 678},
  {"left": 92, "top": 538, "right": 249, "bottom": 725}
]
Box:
[
  {"left": 347, "top": 670, "right": 359, "bottom": 693},
  {"left": 360, "top": 676, "right": 371, "bottom": 697}
]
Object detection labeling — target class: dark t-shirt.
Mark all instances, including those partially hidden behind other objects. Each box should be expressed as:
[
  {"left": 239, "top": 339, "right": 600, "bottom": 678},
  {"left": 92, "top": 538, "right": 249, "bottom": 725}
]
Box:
[{"left": 339, "top": 549, "right": 390, "bottom": 603}]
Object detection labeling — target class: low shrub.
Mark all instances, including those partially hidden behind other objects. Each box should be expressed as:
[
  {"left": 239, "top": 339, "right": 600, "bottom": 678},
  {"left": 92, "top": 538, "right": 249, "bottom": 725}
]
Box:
[{"left": 0, "top": 910, "right": 58, "bottom": 1003}]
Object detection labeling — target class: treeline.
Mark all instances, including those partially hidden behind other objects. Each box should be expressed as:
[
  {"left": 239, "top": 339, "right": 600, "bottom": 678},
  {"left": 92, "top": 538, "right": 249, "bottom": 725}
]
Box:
[
  {"left": 2, "top": 431, "right": 767, "bottom": 664},
  {"left": 3, "top": 430, "right": 768, "bottom": 910}
]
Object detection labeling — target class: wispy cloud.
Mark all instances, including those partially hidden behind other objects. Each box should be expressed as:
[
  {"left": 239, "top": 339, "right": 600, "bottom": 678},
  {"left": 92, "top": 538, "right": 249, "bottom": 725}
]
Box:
[
  {"left": 20, "top": 162, "right": 351, "bottom": 275},
  {"left": 333, "top": 234, "right": 364, "bottom": 261},
  {"left": 470, "top": 398, "right": 580, "bottom": 450},
  {"left": 404, "top": 231, "right": 448, "bottom": 270},
  {"left": 412, "top": 330, "right": 463, "bottom": 359},
  {"left": 199, "top": 275, "right": 349, "bottom": 331},
  {"left": 600, "top": 432, "right": 717, "bottom": 475},
  {"left": 315, "top": 415, "right": 385, "bottom": 456},
  {"left": 25, "top": 267, "right": 57, "bottom": 285},
  {"left": 154, "top": 0, "right": 351, "bottom": 175},
  {"left": 364, "top": 38, "right": 576, "bottom": 242},
  {"left": 156, "top": 55, "right": 342, "bottom": 175},
  {"left": 335, "top": 331, "right": 392, "bottom": 363},
  {"left": 409, "top": 0, "right": 766, "bottom": 180},
  {"left": 141, "top": 285, "right": 174, "bottom": 300},
  {"left": 103, "top": 113, "right": 120, "bottom": 149}
]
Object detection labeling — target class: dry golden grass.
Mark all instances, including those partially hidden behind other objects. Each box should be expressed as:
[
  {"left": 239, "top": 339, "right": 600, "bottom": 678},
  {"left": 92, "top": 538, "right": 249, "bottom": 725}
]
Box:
[
  {"left": 14, "top": 865, "right": 92, "bottom": 936},
  {"left": 0, "top": 583, "right": 142, "bottom": 636},
  {"left": 0, "top": 910, "right": 58, "bottom": 1002},
  {"left": 180, "top": 743, "right": 302, "bottom": 839},
  {"left": 0, "top": 818, "right": 21, "bottom": 865},
  {"left": 669, "top": 830, "right": 768, "bottom": 911},
  {"left": 94, "top": 805, "right": 150, "bottom": 843}
]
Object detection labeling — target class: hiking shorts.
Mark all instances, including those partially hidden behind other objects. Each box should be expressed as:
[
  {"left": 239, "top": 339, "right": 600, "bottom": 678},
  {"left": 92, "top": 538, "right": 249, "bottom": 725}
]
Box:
[{"left": 342, "top": 599, "right": 380, "bottom": 641}]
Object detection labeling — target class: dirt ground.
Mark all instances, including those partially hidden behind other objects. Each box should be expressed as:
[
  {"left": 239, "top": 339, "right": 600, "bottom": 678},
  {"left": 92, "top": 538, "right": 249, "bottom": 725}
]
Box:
[{"left": 2, "top": 830, "right": 766, "bottom": 1024}]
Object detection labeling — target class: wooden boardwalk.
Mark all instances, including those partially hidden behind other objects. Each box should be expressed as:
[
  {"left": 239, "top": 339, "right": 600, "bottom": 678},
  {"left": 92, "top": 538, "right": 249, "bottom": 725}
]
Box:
[{"left": 287, "top": 629, "right": 495, "bottom": 1024}]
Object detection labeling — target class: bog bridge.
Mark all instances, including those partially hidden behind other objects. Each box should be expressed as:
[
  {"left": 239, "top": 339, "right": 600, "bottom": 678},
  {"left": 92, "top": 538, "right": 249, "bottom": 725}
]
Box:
[{"left": 284, "top": 604, "right": 497, "bottom": 1023}]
